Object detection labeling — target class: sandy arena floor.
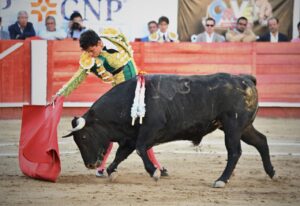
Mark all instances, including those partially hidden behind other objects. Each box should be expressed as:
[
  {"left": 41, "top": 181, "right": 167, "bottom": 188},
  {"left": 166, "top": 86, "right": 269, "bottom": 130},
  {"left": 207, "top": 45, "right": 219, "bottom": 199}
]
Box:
[{"left": 0, "top": 117, "right": 300, "bottom": 206}]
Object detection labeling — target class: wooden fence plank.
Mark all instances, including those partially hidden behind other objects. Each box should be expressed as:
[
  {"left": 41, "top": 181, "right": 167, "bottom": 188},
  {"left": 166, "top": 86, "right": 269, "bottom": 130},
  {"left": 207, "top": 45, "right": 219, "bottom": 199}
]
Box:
[{"left": 256, "top": 43, "right": 300, "bottom": 54}]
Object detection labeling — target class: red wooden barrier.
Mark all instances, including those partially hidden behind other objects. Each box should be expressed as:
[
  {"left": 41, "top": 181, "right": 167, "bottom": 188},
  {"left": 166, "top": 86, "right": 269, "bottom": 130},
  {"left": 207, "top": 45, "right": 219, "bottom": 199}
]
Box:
[
  {"left": 46, "top": 41, "right": 300, "bottom": 118},
  {"left": 0, "top": 40, "right": 31, "bottom": 118},
  {"left": 256, "top": 43, "right": 300, "bottom": 103},
  {"left": 1, "top": 41, "right": 300, "bottom": 118}
]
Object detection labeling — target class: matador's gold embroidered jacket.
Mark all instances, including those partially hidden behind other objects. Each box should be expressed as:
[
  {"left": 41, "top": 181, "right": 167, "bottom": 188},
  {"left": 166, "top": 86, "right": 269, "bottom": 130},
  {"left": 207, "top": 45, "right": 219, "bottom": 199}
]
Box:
[{"left": 57, "top": 28, "right": 138, "bottom": 97}]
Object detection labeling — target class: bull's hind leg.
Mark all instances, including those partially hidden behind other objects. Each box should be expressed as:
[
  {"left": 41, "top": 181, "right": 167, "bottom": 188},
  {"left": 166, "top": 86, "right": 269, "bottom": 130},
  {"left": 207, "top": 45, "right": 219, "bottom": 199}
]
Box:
[
  {"left": 213, "top": 118, "right": 242, "bottom": 188},
  {"left": 241, "top": 124, "right": 275, "bottom": 179},
  {"left": 106, "top": 140, "right": 135, "bottom": 181}
]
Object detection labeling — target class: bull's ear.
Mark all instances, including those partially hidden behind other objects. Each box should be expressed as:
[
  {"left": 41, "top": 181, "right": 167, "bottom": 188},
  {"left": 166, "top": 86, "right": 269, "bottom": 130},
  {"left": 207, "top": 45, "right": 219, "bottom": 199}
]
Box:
[{"left": 62, "top": 132, "right": 73, "bottom": 138}]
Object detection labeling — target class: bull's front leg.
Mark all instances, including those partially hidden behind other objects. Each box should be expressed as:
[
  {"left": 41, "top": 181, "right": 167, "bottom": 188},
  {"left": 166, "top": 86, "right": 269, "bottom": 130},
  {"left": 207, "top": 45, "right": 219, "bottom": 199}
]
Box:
[
  {"left": 214, "top": 126, "right": 242, "bottom": 188},
  {"left": 136, "top": 145, "right": 161, "bottom": 181},
  {"left": 106, "top": 141, "right": 135, "bottom": 181}
]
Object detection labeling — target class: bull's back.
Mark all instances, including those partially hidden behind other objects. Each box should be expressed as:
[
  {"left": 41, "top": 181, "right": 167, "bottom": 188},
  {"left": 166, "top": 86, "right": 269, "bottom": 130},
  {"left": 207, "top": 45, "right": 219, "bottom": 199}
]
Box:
[
  {"left": 145, "top": 73, "right": 257, "bottom": 111},
  {"left": 143, "top": 73, "right": 258, "bottom": 129},
  {"left": 90, "top": 73, "right": 258, "bottom": 126}
]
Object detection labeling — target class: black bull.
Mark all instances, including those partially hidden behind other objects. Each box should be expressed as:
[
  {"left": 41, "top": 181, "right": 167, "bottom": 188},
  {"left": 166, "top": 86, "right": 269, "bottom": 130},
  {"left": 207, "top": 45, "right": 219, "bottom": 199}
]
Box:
[{"left": 64, "top": 73, "right": 275, "bottom": 187}]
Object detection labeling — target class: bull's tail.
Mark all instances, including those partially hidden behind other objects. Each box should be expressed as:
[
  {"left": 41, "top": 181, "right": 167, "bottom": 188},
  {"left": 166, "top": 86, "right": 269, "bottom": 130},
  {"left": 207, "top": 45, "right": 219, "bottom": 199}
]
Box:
[{"left": 240, "top": 74, "right": 257, "bottom": 85}]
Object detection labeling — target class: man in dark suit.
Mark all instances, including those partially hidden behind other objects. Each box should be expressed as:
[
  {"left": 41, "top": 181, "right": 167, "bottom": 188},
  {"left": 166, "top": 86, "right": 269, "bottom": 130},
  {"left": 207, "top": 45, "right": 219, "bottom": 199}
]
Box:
[
  {"left": 8, "top": 11, "right": 36, "bottom": 40},
  {"left": 258, "top": 17, "right": 288, "bottom": 42}
]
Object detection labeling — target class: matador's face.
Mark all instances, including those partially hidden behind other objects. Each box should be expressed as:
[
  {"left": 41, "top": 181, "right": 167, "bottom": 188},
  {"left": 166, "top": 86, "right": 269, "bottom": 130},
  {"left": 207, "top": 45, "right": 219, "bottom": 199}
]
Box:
[{"left": 85, "top": 40, "right": 103, "bottom": 58}]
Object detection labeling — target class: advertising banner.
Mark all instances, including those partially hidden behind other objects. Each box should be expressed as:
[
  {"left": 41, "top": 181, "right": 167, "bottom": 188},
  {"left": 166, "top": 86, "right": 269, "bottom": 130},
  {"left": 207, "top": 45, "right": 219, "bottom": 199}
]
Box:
[{"left": 1, "top": 0, "right": 178, "bottom": 41}]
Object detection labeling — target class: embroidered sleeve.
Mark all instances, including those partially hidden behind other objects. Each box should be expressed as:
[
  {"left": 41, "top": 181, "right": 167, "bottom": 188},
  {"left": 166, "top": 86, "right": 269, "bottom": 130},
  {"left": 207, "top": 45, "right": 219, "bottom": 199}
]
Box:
[
  {"left": 95, "top": 65, "right": 115, "bottom": 84},
  {"left": 56, "top": 68, "right": 88, "bottom": 97}
]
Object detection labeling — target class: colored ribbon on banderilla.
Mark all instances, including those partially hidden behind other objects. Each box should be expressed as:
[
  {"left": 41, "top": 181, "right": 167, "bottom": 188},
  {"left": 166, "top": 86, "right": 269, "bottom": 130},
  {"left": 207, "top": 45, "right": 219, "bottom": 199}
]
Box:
[{"left": 131, "top": 75, "right": 146, "bottom": 126}]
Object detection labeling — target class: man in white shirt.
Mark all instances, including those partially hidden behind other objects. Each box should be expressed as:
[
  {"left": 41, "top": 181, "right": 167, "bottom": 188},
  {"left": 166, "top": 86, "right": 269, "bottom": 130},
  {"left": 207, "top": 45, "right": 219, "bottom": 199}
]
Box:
[
  {"left": 38, "top": 16, "right": 67, "bottom": 40},
  {"left": 195, "top": 17, "right": 225, "bottom": 43},
  {"left": 149, "top": 16, "right": 179, "bottom": 42}
]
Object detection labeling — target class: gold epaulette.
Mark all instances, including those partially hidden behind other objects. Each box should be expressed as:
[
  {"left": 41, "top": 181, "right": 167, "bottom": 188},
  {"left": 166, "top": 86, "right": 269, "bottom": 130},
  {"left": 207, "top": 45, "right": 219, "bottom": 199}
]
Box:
[
  {"left": 79, "top": 52, "right": 102, "bottom": 70},
  {"left": 100, "top": 27, "right": 120, "bottom": 38},
  {"left": 168, "top": 32, "right": 179, "bottom": 42},
  {"left": 79, "top": 52, "right": 94, "bottom": 70},
  {"left": 149, "top": 32, "right": 159, "bottom": 42},
  {"left": 100, "top": 27, "right": 133, "bottom": 57}
]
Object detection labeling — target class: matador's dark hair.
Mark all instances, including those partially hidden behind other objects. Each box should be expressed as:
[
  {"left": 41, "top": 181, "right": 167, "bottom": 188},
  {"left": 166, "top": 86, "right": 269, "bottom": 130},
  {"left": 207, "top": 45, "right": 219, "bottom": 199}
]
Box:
[{"left": 79, "top": 30, "right": 100, "bottom": 50}]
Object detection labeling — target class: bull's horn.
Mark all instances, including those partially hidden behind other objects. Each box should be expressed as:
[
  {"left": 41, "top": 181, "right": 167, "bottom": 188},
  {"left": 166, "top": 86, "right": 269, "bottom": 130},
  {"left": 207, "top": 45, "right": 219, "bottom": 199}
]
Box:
[
  {"left": 62, "top": 132, "right": 73, "bottom": 138},
  {"left": 70, "top": 117, "right": 86, "bottom": 132}
]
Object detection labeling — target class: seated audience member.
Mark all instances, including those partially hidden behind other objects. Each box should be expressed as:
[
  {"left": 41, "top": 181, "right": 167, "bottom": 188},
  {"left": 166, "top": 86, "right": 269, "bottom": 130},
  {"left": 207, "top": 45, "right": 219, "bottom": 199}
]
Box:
[
  {"left": 38, "top": 16, "right": 67, "bottom": 40},
  {"left": 258, "top": 17, "right": 288, "bottom": 42},
  {"left": 0, "top": 17, "right": 9, "bottom": 40},
  {"left": 226, "top": 16, "right": 256, "bottom": 42},
  {"left": 291, "top": 22, "right": 300, "bottom": 43},
  {"left": 8, "top": 11, "right": 36, "bottom": 39},
  {"left": 67, "top": 11, "right": 87, "bottom": 40},
  {"left": 149, "top": 16, "right": 179, "bottom": 42},
  {"left": 195, "top": 17, "right": 225, "bottom": 43},
  {"left": 141, "top": 20, "right": 158, "bottom": 42}
]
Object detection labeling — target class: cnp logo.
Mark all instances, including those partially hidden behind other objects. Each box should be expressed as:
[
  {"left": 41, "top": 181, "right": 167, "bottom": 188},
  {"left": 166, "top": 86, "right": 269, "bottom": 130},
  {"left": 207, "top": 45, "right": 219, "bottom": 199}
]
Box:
[
  {"left": 2, "top": 0, "right": 11, "bottom": 9},
  {"left": 31, "top": 0, "right": 57, "bottom": 22}
]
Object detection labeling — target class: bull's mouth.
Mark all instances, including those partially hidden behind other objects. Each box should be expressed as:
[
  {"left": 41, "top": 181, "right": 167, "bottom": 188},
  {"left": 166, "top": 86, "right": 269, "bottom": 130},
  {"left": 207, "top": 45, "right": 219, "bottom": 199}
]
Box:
[{"left": 85, "top": 160, "right": 101, "bottom": 169}]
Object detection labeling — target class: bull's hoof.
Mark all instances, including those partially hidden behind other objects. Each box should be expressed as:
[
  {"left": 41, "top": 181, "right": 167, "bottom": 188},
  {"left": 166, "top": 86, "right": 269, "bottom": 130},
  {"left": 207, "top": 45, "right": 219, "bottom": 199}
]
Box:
[
  {"left": 152, "top": 169, "right": 161, "bottom": 181},
  {"left": 95, "top": 169, "right": 106, "bottom": 178},
  {"left": 109, "top": 171, "right": 118, "bottom": 182},
  {"left": 160, "top": 167, "right": 169, "bottom": 177},
  {"left": 271, "top": 172, "right": 279, "bottom": 181},
  {"left": 269, "top": 169, "right": 276, "bottom": 179},
  {"left": 212, "top": 180, "right": 226, "bottom": 188}
]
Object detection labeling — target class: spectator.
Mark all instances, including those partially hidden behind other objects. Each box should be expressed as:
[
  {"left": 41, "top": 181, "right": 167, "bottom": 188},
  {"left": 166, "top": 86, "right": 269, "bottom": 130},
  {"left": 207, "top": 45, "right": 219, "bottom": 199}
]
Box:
[
  {"left": 149, "top": 16, "right": 179, "bottom": 42},
  {"left": 0, "top": 17, "right": 10, "bottom": 40},
  {"left": 8, "top": 11, "right": 36, "bottom": 39},
  {"left": 67, "top": 11, "right": 87, "bottom": 40},
  {"left": 226, "top": 16, "right": 256, "bottom": 42},
  {"left": 38, "top": 16, "right": 67, "bottom": 40},
  {"left": 195, "top": 17, "right": 225, "bottom": 43},
  {"left": 141, "top": 20, "right": 158, "bottom": 42},
  {"left": 291, "top": 22, "right": 300, "bottom": 43},
  {"left": 258, "top": 17, "right": 288, "bottom": 42}
]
